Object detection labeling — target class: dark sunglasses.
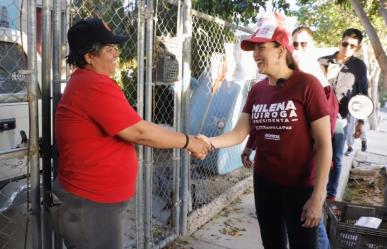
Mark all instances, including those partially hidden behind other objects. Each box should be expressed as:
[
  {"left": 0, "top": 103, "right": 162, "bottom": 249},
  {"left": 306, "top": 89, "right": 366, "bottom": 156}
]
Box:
[
  {"left": 293, "top": 41, "right": 308, "bottom": 48},
  {"left": 341, "top": 41, "right": 357, "bottom": 49}
]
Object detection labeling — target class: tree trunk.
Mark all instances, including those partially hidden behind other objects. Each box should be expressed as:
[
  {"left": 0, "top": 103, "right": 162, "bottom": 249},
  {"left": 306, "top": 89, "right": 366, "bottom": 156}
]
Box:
[
  {"left": 380, "top": 0, "right": 387, "bottom": 27},
  {"left": 350, "top": 0, "right": 387, "bottom": 90},
  {"left": 369, "top": 67, "right": 381, "bottom": 130}
]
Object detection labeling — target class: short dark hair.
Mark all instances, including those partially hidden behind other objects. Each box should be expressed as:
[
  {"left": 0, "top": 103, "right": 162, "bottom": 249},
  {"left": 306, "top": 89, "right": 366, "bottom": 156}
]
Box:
[
  {"left": 292, "top": 26, "right": 313, "bottom": 37},
  {"left": 66, "top": 43, "right": 104, "bottom": 68},
  {"left": 342, "top": 28, "right": 363, "bottom": 43}
]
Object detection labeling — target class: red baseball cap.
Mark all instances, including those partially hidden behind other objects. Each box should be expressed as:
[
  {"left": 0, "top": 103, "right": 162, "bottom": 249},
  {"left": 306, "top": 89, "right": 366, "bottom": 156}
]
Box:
[{"left": 241, "top": 24, "right": 293, "bottom": 53}]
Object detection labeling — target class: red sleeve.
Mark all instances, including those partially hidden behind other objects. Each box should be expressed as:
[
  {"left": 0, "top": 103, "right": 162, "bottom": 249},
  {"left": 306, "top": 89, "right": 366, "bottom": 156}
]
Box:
[
  {"left": 304, "top": 76, "right": 330, "bottom": 122},
  {"left": 82, "top": 77, "right": 142, "bottom": 136}
]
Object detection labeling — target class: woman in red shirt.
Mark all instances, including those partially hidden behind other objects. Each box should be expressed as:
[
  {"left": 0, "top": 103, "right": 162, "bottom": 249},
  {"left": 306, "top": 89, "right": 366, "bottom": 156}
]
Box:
[
  {"left": 54, "top": 17, "right": 210, "bottom": 249},
  {"left": 200, "top": 24, "right": 332, "bottom": 249}
]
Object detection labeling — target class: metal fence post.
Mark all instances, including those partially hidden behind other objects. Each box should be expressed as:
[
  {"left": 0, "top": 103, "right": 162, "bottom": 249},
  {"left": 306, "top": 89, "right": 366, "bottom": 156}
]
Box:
[
  {"left": 52, "top": 0, "right": 63, "bottom": 246},
  {"left": 53, "top": 0, "right": 62, "bottom": 127},
  {"left": 172, "top": 0, "right": 182, "bottom": 237},
  {"left": 27, "top": 0, "right": 41, "bottom": 248},
  {"left": 144, "top": 0, "right": 155, "bottom": 248},
  {"left": 41, "top": 0, "right": 53, "bottom": 247},
  {"left": 180, "top": 0, "right": 192, "bottom": 236},
  {"left": 136, "top": 0, "right": 146, "bottom": 248}
]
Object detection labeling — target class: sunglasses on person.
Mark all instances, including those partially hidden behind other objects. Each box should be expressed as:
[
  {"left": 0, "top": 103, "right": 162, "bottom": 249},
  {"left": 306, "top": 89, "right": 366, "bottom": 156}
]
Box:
[
  {"left": 293, "top": 41, "right": 308, "bottom": 48},
  {"left": 341, "top": 41, "right": 357, "bottom": 49}
]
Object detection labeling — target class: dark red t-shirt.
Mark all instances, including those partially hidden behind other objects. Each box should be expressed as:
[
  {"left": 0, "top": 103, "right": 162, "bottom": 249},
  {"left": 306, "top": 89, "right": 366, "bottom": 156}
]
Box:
[
  {"left": 243, "top": 70, "right": 329, "bottom": 187},
  {"left": 55, "top": 68, "right": 142, "bottom": 203}
]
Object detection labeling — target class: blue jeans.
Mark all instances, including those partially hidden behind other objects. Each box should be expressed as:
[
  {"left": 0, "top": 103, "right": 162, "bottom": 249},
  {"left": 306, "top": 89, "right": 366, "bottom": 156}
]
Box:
[
  {"left": 317, "top": 219, "right": 330, "bottom": 249},
  {"left": 327, "top": 131, "right": 346, "bottom": 197}
]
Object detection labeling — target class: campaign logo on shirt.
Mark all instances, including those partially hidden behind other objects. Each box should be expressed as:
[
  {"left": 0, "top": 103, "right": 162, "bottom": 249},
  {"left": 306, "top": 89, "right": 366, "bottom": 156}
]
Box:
[
  {"left": 264, "top": 133, "right": 280, "bottom": 141},
  {"left": 251, "top": 100, "right": 298, "bottom": 131}
]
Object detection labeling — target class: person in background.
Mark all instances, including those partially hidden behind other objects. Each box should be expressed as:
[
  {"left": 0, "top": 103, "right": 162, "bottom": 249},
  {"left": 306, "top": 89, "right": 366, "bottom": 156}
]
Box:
[
  {"left": 201, "top": 23, "right": 332, "bottom": 249},
  {"left": 293, "top": 26, "right": 340, "bottom": 249},
  {"left": 345, "top": 116, "right": 367, "bottom": 155},
  {"left": 291, "top": 27, "right": 329, "bottom": 88},
  {"left": 319, "top": 28, "right": 368, "bottom": 201},
  {"left": 54, "top": 17, "right": 210, "bottom": 249}
]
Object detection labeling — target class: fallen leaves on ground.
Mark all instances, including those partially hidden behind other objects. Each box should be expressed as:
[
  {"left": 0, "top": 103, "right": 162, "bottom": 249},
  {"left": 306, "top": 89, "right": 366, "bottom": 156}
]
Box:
[
  {"left": 344, "top": 174, "right": 385, "bottom": 206},
  {"left": 219, "top": 220, "right": 247, "bottom": 237}
]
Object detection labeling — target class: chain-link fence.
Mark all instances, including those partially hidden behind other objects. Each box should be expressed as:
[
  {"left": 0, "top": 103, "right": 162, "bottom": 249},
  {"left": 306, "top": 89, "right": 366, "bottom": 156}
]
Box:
[
  {"left": 185, "top": 10, "right": 256, "bottom": 233},
  {"left": 0, "top": 0, "right": 257, "bottom": 248},
  {"left": 148, "top": 1, "right": 182, "bottom": 247}
]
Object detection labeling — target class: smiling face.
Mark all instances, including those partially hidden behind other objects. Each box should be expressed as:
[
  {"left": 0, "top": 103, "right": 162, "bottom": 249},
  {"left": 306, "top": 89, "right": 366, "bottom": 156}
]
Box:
[
  {"left": 252, "top": 42, "right": 283, "bottom": 76},
  {"left": 84, "top": 44, "right": 120, "bottom": 76}
]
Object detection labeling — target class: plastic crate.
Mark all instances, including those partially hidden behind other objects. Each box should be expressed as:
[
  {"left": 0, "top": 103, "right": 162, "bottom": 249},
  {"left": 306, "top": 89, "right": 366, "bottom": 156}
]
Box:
[
  {"left": 326, "top": 201, "right": 387, "bottom": 249},
  {"left": 156, "top": 54, "right": 179, "bottom": 83}
]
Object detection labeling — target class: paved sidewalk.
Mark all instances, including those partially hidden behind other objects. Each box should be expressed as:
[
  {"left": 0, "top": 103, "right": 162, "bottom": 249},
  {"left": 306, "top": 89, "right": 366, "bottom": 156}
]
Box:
[
  {"left": 175, "top": 110, "right": 387, "bottom": 249},
  {"left": 176, "top": 190, "right": 263, "bottom": 249}
]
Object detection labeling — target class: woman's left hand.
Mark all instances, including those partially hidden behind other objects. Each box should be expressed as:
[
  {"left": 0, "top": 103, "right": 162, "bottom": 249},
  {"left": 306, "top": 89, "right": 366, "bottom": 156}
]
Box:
[{"left": 301, "top": 196, "right": 323, "bottom": 228}]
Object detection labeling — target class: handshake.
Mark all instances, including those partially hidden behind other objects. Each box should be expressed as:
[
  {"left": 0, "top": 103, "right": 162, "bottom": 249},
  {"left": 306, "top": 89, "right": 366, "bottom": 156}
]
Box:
[
  {"left": 186, "top": 134, "right": 254, "bottom": 168},
  {"left": 186, "top": 134, "right": 214, "bottom": 160}
]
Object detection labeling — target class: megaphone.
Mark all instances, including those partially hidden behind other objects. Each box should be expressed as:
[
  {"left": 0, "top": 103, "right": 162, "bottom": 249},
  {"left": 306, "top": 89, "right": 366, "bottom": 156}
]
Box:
[{"left": 348, "top": 95, "right": 374, "bottom": 119}]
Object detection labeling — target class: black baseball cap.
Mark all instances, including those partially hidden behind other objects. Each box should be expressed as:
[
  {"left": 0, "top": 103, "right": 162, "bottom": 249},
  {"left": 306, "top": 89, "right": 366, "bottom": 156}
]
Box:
[{"left": 67, "top": 17, "right": 128, "bottom": 53}]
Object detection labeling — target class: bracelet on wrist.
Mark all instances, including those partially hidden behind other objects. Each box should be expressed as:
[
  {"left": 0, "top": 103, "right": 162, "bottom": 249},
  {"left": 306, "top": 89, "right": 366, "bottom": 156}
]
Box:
[
  {"left": 210, "top": 141, "right": 216, "bottom": 151},
  {"left": 182, "top": 133, "right": 189, "bottom": 149}
]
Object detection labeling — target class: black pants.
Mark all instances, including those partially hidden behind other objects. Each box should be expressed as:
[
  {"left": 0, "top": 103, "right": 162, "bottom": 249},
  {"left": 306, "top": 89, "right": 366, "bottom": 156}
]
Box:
[{"left": 253, "top": 171, "right": 317, "bottom": 249}]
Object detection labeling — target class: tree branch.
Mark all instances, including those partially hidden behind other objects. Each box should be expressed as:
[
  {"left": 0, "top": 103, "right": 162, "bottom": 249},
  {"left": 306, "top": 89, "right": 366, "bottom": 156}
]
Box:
[
  {"left": 350, "top": 0, "right": 387, "bottom": 88},
  {"left": 380, "top": 0, "right": 387, "bottom": 27}
]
